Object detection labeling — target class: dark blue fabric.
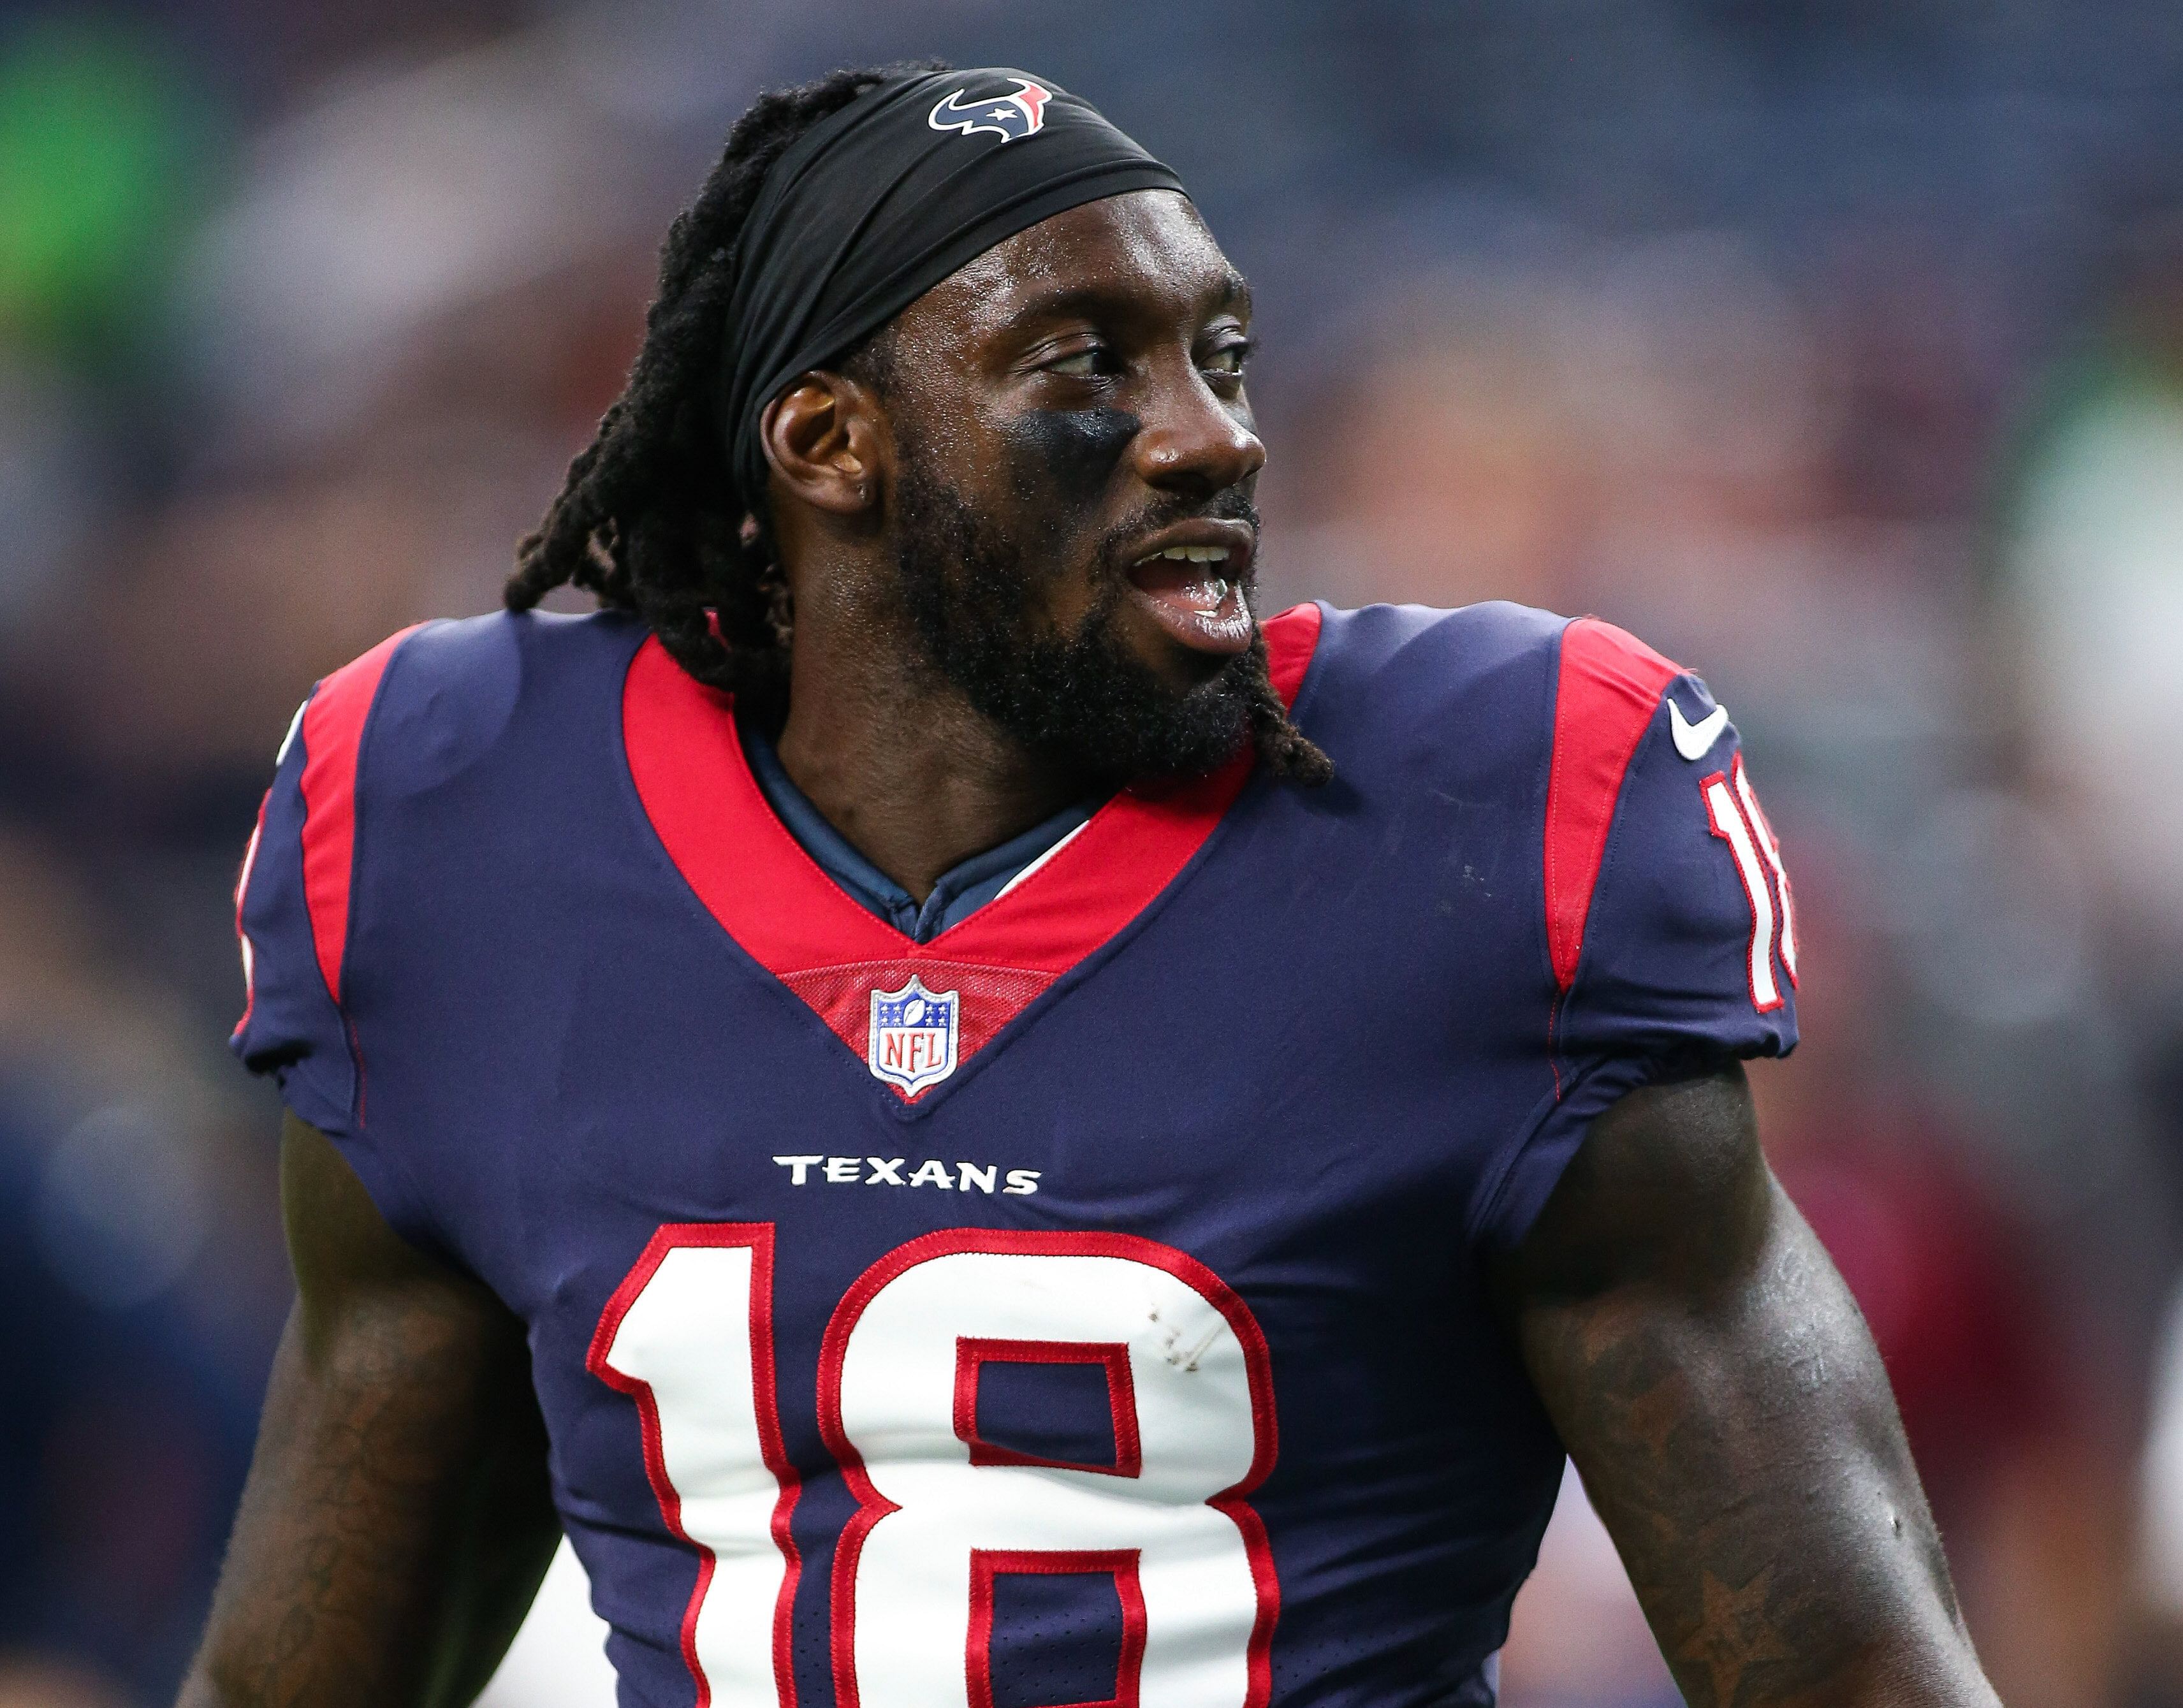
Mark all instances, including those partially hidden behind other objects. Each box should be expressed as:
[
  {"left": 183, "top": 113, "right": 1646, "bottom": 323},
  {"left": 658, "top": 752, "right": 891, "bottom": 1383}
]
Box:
[
  {"left": 988, "top": 1572, "right": 1126, "bottom": 1708},
  {"left": 973, "top": 1359, "right": 1120, "bottom": 1469},
  {"left": 740, "top": 722, "right": 1095, "bottom": 943},
  {"left": 230, "top": 602, "right": 1795, "bottom": 1707},
  {"left": 231, "top": 683, "right": 357, "bottom": 1140}
]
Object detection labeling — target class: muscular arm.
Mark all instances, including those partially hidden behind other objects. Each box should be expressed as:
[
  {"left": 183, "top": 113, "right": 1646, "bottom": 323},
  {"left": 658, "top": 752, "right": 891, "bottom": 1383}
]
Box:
[
  {"left": 178, "top": 1114, "right": 561, "bottom": 1708},
  {"left": 1490, "top": 1064, "right": 2000, "bottom": 1708}
]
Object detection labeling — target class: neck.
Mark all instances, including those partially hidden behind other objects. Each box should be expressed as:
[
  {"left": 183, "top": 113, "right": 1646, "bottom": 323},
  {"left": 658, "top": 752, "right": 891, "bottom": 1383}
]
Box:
[{"left": 773, "top": 593, "right": 1091, "bottom": 905}]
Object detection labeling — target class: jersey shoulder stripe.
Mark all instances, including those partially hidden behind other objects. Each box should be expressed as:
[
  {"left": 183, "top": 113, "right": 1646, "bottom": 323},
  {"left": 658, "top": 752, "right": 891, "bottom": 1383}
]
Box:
[
  {"left": 1542, "top": 615, "right": 1683, "bottom": 989},
  {"left": 297, "top": 625, "right": 426, "bottom": 1003}
]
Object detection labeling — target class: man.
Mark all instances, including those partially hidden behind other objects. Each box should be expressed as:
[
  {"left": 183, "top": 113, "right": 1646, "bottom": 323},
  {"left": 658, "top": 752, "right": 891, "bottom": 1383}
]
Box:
[{"left": 184, "top": 64, "right": 1999, "bottom": 1708}]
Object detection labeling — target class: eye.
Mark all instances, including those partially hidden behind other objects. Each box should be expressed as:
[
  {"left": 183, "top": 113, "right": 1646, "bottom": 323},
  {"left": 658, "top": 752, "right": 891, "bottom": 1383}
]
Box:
[
  {"left": 1043, "top": 342, "right": 1120, "bottom": 379},
  {"left": 1201, "top": 337, "right": 1253, "bottom": 379}
]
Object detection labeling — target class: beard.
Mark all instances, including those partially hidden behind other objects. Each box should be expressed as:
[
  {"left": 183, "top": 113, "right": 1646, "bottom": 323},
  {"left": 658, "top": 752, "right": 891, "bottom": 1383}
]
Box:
[{"left": 888, "top": 463, "right": 1266, "bottom": 787}]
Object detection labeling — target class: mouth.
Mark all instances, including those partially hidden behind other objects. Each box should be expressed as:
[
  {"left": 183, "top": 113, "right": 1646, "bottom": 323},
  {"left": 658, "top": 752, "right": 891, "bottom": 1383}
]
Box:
[{"left": 1121, "top": 520, "right": 1257, "bottom": 656}]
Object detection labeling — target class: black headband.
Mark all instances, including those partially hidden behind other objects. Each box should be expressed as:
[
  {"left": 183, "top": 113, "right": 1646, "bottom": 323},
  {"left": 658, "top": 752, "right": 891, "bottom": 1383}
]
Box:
[{"left": 718, "top": 68, "right": 1187, "bottom": 508}]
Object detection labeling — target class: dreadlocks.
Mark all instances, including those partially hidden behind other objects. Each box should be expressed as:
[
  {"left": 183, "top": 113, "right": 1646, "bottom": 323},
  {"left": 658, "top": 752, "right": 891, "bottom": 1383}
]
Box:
[
  {"left": 503, "top": 66, "right": 906, "bottom": 721},
  {"left": 505, "top": 65, "right": 1331, "bottom": 786}
]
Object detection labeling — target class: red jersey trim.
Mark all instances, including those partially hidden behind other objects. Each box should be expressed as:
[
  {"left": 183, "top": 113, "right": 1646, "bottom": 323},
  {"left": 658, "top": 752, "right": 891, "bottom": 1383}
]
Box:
[
  {"left": 1542, "top": 617, "right": 1682, "bottom": 990},
  {"left": 298, "top": 626, "right": 423, "bottom": 1005},
  {"left": 624, "top": 603, "right": 1322, "bottom": 1089}
]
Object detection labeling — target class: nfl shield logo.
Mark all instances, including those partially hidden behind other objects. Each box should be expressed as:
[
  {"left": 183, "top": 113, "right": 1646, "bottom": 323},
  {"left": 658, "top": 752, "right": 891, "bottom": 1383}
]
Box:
[{"left": 867, "top": 975, "right": 961, "bottom": 1094}]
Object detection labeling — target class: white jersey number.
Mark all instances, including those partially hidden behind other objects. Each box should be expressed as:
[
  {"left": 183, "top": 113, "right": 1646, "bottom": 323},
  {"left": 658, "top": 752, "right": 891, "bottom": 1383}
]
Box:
[
  {"left": 595, "top": 1227, "right": 1279, "bottom": 1708},
  {"left": 1703, "top": 755, "right": 1799, "bottom": 1011},
  {"left": 589, "top": 1225, "right": 802, "bottom": 1708}
]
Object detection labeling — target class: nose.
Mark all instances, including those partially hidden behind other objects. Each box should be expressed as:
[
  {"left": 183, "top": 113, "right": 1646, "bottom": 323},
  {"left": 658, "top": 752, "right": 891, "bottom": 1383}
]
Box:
[{"left": 1129, "top": 361, "right": 1265, "bottom": 498}]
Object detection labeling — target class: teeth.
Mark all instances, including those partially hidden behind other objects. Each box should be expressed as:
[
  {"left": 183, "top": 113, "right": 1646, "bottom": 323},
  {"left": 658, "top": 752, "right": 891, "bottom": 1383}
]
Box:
[
  {"left": 1207, "top": 578, "right": 1230, "bottom": 601},
  {"left": 1144, "top": 544, "right": 1230, "bottom": 563}
]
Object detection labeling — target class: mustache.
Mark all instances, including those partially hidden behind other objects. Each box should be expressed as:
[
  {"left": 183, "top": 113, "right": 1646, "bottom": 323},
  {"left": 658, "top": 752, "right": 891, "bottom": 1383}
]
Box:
[{"left": 1096, "top": 493, "right": 1262, "bottom": 580}]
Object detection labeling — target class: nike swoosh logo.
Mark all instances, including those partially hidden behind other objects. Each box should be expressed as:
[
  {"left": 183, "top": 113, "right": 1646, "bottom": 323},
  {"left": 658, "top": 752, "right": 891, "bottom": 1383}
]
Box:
[{"left": 1670, "top": 699, "right": 1729, "bottom": 761}]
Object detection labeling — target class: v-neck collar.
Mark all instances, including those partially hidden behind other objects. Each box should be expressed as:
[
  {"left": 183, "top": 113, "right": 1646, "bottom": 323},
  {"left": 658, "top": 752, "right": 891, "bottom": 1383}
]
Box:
[
  {"left": 739, "top": 720, "right": 1100, "bottom": 944},
  {"left": 622, "top": 601, "right": 1323, "bottom": 1104}
]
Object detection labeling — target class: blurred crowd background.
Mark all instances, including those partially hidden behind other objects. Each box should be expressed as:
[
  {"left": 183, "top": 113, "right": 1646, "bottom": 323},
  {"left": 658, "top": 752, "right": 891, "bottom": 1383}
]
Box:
[{"left": 2, "top": 1, "right": 2180, "bottom": 1704}]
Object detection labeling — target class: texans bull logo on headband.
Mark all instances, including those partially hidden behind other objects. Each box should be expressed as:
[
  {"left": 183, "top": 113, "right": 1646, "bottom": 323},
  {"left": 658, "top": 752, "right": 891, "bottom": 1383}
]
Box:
[{"left": 928, "top": 78, "right": 1051, "bottom": 143}]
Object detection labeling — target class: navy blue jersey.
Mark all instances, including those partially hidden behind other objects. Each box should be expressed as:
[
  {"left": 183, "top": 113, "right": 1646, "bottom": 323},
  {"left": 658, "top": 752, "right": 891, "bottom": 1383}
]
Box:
[{"left": 231, "top": 601, "right": 1797, "bottom": 1708}]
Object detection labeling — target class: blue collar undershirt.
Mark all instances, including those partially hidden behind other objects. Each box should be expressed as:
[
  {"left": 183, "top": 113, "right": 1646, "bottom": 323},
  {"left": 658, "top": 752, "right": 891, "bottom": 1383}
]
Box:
[{"left": 740, "top": 725, "right": 1098, "bottom": 944}]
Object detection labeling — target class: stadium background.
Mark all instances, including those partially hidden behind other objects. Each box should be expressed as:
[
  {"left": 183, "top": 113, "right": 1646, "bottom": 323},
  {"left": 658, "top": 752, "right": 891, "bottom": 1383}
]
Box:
[{"left": 2, "top": 1, "right": 2180, "bottom": 1704}]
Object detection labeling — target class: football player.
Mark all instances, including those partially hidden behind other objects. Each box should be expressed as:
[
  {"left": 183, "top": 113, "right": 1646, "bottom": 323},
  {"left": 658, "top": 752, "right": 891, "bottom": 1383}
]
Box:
[{"left": 183, "top": 65, "right": 1999, "bottom": 1708}]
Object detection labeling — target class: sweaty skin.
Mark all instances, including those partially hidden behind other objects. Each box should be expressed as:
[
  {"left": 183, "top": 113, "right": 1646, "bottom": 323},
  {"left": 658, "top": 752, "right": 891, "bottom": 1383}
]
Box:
[
  {"left": 1487, "top": 1066, "right": 1999, "bottom": 1708},
  {"left": 178, "top": 193, "right": 2001, "bottom": 1706}
]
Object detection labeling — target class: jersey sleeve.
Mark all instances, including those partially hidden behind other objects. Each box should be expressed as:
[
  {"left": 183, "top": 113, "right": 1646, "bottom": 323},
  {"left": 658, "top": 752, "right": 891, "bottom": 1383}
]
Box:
[
  {"left": 1475, "top": 616, "right": 1800, "bottom": 1250},
  {"left": 230, "top": 626, "right": 435, "bottom": 1241}
]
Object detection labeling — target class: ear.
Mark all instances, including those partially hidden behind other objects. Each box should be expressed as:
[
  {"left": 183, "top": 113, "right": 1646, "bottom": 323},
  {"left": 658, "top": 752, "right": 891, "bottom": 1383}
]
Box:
[{"left": 759, "top": 373, "right": 887, "bottom": 518}]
